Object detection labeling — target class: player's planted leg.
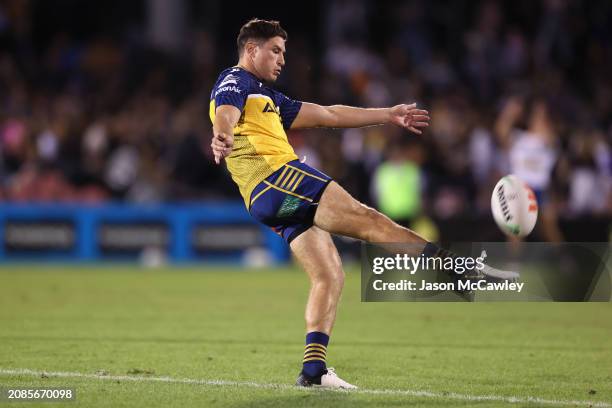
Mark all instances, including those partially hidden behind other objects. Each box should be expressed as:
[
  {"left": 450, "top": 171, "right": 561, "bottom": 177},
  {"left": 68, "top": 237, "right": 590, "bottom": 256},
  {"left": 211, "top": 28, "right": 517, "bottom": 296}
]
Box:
[{"left": 290, "top": 226, "right": 357, "bottom": 389}]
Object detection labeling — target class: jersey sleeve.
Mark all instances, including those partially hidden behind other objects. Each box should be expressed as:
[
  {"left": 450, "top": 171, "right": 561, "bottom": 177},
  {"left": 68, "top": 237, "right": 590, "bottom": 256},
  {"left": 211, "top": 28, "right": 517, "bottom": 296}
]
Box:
[
  {"left": 213, "top": 72, "right": 249, "bottom": 111},
  {"left": 277, "top": 93, "right": 303, "bottom": 130}
]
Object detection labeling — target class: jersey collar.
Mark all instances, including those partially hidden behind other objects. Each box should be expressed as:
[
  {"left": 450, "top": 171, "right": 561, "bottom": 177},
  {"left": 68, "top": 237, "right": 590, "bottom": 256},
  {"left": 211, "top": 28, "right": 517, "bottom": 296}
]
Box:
[{"left": 234, "top": 65, "right": 265, "bottom": 84}]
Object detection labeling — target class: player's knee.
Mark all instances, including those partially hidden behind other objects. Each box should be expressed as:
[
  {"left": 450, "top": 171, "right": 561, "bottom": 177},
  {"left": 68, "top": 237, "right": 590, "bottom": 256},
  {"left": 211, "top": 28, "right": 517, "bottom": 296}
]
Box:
[
  {"left": 329, "top": 269, "right": 345, "bottom": 293},
  {"left": 332, "top": 268, "right": 345, "bottom": 289},
  {"left": 312, "top": 263, "right": 344, "bottom": 289}
]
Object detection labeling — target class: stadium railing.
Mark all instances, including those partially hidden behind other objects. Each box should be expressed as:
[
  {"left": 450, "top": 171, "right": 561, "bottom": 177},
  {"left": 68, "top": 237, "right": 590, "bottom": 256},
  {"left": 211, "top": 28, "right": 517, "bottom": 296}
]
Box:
[{"left": 0, "top": 202, "right": 290, "bottom": 264}]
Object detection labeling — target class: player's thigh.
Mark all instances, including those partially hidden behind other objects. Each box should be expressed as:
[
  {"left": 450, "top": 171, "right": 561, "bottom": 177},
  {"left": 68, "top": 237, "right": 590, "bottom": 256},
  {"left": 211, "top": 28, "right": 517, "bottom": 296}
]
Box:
[
  {"left": 290, "top": 225, "right": 342, "bottom": 283},
  {"left": 314, "top": 181, "right": 380, "bottom": 239}
]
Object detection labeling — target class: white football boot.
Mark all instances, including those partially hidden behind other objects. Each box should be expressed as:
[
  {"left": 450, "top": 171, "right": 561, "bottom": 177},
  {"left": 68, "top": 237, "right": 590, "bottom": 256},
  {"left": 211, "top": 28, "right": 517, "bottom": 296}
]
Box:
[
  {"left": 449, "top": 250, "right": 520, "bottom": 301},
  {"left": 478, "top": 250, "right": 520, "bottom": 281},
  {"left": 296, "top": 367, "right": 357, "bottom": 389}
]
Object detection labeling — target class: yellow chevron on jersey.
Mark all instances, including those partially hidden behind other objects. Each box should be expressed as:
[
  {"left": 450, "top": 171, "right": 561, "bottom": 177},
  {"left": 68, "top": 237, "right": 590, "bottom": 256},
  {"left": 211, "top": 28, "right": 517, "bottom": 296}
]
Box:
[{"left": 209, "top": 67, "right": 302, "bottom": 207}]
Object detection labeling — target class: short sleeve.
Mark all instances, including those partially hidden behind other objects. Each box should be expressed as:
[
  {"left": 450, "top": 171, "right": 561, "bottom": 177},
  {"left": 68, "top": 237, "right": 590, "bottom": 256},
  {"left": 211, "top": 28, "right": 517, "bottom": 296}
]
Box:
[
  {"left": 277, "top": 93, "right": 303, "bottom": 130},
  {"left": 213, "top": 72, "right": 249, "bottom": 111}
]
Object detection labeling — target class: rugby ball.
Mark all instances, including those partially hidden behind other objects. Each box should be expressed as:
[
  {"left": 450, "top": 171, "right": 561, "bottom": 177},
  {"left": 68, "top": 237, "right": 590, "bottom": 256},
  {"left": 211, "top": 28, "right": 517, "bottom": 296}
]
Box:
[{"left": 491, "top": 175, "right": 538, "bottom": 237}]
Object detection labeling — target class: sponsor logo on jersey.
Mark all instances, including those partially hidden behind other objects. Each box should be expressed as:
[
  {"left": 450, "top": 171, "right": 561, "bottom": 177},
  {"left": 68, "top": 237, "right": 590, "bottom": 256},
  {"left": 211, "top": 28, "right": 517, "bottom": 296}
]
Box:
[
  {"left": 215, "top": 86, "right": 241, "bottom": 96},
  {"left": 262, "top": 102, "right": 280, "bottom": 114}
]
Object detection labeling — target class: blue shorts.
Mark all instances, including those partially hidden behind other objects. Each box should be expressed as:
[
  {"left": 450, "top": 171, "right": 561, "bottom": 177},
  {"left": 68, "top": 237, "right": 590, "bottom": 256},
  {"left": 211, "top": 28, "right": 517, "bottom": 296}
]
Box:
[{"left": 249, "top": 160, "right": 332, "bottom": 244}]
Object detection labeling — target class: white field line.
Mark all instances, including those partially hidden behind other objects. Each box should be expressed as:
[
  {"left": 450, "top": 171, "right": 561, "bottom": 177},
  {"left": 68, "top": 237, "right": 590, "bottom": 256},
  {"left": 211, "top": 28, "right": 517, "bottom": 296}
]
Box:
[{"left": 0, "top": 368, "right": 609, "bottom": 407}]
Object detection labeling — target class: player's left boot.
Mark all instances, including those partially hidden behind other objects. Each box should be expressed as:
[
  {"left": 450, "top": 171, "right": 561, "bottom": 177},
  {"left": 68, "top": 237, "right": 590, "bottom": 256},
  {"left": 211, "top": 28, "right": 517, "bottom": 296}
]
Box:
[{"left": 296, "top": 368, "right": 357, "bottom": 389}]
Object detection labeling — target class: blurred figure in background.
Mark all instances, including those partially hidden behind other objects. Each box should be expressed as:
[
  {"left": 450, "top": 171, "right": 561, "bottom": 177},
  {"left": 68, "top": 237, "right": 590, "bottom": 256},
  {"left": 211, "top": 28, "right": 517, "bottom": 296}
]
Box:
[
  {"left": 495, "top": 96, "right": 564, "bottom": 241},
  {"left": 563, "top": 128, "right": 612, "bottom": 216},
  {"left": 372, "top": 136, "right": 439, "bottom": 241}
]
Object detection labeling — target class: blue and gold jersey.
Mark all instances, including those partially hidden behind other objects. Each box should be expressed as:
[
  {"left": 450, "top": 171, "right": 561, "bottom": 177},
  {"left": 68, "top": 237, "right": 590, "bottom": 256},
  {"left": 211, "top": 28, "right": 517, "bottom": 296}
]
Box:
[{"left": 209, "top": 66, "right": 302, "bottom": 207}]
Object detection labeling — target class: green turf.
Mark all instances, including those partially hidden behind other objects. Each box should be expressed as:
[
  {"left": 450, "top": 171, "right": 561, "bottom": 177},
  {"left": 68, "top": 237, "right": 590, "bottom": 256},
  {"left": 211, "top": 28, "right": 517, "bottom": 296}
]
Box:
[{"left": 0, "top": 265, "right": 610, "bottom": 407}]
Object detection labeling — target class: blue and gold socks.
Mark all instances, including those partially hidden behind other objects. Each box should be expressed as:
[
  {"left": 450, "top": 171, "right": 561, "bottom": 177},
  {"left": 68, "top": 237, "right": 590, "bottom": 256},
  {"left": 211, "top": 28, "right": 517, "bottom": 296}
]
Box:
[{"left": 302, "top": 331, "right": 329, "bottom": 378}]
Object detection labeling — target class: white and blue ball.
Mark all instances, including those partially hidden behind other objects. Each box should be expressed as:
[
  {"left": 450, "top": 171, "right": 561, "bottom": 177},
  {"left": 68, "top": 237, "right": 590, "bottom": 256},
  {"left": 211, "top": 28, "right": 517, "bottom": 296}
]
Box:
[{"left": 491, "top": 175, "right": 538, "bottom": 237}]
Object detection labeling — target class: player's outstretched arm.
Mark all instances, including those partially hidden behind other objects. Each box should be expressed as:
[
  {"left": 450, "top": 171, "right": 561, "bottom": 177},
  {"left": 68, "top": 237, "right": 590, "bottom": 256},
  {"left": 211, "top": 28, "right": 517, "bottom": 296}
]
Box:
[
  {"left": 291, "top": 102, "right": 430, "bottom": 134},
  {"left": 212, "top": 105, "right": 241, "bottom": 164}
]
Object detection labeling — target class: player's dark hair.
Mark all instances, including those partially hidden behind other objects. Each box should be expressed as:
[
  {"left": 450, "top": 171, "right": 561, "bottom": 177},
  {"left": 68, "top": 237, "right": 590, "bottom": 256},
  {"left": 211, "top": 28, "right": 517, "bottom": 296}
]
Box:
[{"left": 237, "top": 18, "right": 287, "bottom": 55}]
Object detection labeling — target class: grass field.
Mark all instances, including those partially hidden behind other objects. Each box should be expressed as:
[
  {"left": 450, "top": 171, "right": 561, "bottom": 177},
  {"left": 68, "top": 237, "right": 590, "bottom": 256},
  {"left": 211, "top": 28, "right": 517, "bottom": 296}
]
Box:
[{"left": 0, "top": 265, "right": 611, "bottom": 407}]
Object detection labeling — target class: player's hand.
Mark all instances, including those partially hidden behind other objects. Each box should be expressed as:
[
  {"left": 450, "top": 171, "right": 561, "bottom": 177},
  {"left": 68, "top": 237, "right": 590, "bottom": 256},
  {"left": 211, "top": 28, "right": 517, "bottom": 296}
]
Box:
[
  {"left": 211, "top": 132, "right": 234, "bottom": 164},
  {"left": 388, "top": 103, "right": 430, "bottom": 134}
]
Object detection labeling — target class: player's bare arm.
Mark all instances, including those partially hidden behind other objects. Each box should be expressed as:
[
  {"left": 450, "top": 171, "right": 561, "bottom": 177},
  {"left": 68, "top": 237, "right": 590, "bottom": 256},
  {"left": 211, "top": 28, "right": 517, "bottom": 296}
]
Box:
[
  {"left": 211, "top": 105, "right": 240, "bottom": 164},
  {"left": 291, "top": 102, "right": 430, "bottom": 134}
]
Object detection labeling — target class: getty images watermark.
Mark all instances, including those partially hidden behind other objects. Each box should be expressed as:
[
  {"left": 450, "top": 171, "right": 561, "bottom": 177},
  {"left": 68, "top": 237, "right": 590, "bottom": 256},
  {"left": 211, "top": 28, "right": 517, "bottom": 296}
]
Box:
[
  {"left": 371, "top": 251, "right": 524, "bottom": 293},
  {"left": 361, "top": 242, "right": 612, "bottom": 302}
]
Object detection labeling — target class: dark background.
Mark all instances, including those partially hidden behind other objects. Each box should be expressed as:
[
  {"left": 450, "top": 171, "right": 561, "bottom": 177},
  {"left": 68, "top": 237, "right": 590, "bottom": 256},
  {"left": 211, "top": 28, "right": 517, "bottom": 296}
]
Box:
[{"left": 1, "top": 0, "right": 610, "bottom": 242}]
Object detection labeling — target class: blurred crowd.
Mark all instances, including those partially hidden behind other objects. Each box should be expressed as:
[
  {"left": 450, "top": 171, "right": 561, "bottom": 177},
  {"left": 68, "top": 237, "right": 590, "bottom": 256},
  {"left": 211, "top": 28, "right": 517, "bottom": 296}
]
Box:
[{"left": 0, "top": 0, "right": 610, "bottom": 222}]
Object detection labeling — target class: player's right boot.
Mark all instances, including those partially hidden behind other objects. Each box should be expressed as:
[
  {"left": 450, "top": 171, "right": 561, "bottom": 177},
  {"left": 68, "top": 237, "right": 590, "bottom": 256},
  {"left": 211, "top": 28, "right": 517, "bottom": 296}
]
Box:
[
  {"left": 296, "top": 367, "right": 357, "bottom": 389},
  {"left": 474, "top": 250, "right": 520, "bottom": 282},
  {"left": 442, "top": 250, "right": 520, "bottom": 301}
]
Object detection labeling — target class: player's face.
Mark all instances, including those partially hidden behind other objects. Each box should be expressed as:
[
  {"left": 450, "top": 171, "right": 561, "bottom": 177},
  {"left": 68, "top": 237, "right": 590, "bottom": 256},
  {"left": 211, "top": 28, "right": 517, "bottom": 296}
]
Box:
[{"left": 252, "top": 36, "right": 286, "bottom": 82}]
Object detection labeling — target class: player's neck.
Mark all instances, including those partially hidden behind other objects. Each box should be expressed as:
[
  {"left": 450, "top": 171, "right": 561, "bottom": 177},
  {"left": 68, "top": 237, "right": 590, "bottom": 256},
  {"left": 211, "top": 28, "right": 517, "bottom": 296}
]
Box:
[{"left": 236, "top": 61, "right": 263, "bottom": 81}]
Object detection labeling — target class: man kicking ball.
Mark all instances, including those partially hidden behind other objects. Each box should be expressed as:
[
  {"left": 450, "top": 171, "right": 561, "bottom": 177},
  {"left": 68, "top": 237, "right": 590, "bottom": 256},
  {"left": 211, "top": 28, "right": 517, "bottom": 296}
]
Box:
[{"left": 210, "top": 18, "right": 512, "bottom": 389}]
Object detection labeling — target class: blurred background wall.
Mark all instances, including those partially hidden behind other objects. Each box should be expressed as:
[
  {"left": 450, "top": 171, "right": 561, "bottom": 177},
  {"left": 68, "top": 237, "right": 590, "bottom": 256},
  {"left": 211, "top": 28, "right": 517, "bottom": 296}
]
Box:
[{"left": 0, "top": 0, "right": 610, "bottom": 263}]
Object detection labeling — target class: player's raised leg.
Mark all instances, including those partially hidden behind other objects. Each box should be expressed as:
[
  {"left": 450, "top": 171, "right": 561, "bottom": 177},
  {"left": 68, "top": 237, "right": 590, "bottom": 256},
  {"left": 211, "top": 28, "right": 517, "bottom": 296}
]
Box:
[
  {"left": 314, "top": 181, "right": 427, "bottom": 245},
  {"left": 290, "top": 225, "right": 356, "bottom": 389},
  {"left": 314, "top": 181, "right": 519, "bottom": 284}
]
